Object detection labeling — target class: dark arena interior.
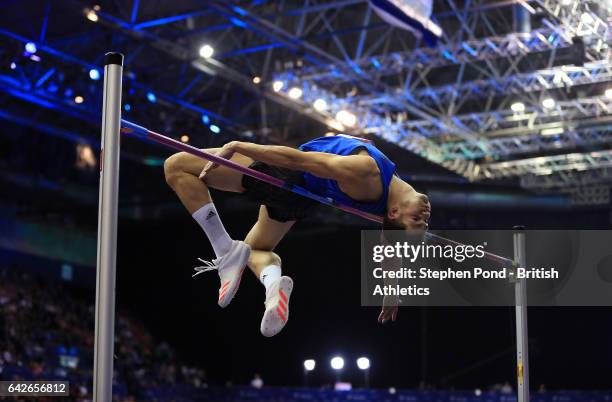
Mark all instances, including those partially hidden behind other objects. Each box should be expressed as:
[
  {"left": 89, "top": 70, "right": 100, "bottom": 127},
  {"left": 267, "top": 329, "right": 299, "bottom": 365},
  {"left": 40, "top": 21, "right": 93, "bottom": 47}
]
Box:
[{"left": 1, "top": 0, "right": 612, "bottom": 401}]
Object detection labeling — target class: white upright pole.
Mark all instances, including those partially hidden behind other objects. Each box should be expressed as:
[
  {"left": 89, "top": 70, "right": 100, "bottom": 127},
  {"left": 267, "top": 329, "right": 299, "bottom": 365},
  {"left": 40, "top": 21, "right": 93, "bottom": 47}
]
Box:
[
  {"left": 94, "top": 52, "right": 123, "bottom": 402},
  {"left": 513, "top": 226, "right": 530, "bottom": 402}
]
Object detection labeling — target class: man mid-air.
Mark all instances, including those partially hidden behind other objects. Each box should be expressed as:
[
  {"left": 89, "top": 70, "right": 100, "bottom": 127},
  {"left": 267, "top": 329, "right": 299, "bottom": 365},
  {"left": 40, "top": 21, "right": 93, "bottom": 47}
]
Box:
[{"left": 163, "top": 134, "right": 431, "bottom": 337}]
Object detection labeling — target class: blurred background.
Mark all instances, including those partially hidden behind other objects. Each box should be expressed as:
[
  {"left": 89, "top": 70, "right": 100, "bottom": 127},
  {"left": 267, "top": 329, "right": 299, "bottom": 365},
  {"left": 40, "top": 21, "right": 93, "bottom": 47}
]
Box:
[{"left": 1, "top": 0, "right": 612, "bottom": 401}]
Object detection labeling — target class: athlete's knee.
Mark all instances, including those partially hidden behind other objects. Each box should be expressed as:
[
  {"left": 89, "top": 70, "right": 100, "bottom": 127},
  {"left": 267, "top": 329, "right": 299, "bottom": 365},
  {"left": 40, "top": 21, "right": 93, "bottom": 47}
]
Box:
[
  {"left": 164, "top": 152, "right": 188, "bottom": 187},
  {"left": 249, "top": 250, "right": 281, "bottom": 269}
]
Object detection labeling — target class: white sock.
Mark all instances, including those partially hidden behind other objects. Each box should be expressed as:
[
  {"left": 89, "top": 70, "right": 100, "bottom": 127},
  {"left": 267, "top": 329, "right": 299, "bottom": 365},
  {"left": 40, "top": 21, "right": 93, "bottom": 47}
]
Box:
[
  {"left": 192, "top": 203, "right": 233, "bottom": 257},
  {"left": 260, "top": 265, "right": 282, "bottom": 293}
]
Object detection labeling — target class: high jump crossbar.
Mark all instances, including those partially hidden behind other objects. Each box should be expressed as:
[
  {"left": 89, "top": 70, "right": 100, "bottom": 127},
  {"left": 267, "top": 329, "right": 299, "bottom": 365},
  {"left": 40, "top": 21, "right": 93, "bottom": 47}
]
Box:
[{"left": 95, "top": 52, "right": 529, "bottom": 402}]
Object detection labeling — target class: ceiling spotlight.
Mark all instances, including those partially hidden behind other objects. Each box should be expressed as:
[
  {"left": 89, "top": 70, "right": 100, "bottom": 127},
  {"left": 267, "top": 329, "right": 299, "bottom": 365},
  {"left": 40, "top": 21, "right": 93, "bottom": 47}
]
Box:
[
  {"left": 303, "top": 359, "right": 316, "bottom": 371},
  {"left": 180, "top": 135, "right": 190, "bottom": 143},
  {"left": 605, "top": 88, "right": 612, "bottom": 99},
  {"left": 335, "top": 110, "right": 357, "bottom": 127},
  {"left": 510, "top": 102, "right": 525, "bottom": 113},
  {"left": 74, "top": 95, "right": 84, "bottom": 104},
  {"left": 356, "top": 357, "right": 370, "bottom": 370},
  {"left": 10, "top": 62, "right": 16, "bottom": 70},
  {"left": 272, "top": 80, "right": 284, "bottom": 92},
  {"left": 202, "top": 114, "right": 210, "bottom": 125},
  {"left": 542, "top": 97, "right": 556, "bottom": 109},
  {"left": 86, "top": 9, "right": 99, "bottom": 22},
  {"left": 210, "top": 124, "right": 221, "bottom": 134},
  {"left": 580, "top": 12, "right": 594, "bottom": 25},
  {"left": 89, "top": 68, "right": 100, "bottom": 80},
  {"left": 288, "top": 87, "right": 303, "bottom": 99},
  {"left": 252, "top": 76, "right": 261, "bottom": 84},
  {"left": 124, "top": 104, "right": 131, "bottom": 112},
  {"left": 199, "top": 44, "right": 214, "bottom": 58},
  {"left": 146, "top": 92, "right": 157, "bottom": 103},
  {"left": 25, "top": 42, "right": 37, "bottom": 54},
  {"left": 330, "top": 356, "right": 345, "bottom": 370},
  {"left": 313, "top": 98, "right": 328, "bottom": 111}
]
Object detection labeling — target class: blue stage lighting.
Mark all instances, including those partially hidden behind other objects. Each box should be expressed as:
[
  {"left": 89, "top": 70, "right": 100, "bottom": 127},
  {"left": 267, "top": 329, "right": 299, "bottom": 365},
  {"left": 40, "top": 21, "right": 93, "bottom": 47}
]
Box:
[
  {"left": 124, "top": 104, "right": 131, "bottom": 112},
  {"left": 10, "top": 62, "right": 16, "bottom": 70},
  {"left": 25, "top": 42, "right": 37, "bottom": 54},
  {"left": 202, "top": 115, "right": 210, "bottom": 125},
  {"left": 210, "top": 124, "right": 220, "bottom": 134},
  {"left": 89, "top": 68, "right": 101, "bottom": 80},
  {"left": 147, "top": 92, "right": 156, "bottom": 103}
]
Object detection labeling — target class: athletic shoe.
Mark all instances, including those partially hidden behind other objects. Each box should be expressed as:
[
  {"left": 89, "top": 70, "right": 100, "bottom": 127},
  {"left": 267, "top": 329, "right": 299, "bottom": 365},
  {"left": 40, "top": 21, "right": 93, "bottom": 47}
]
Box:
[
  {"left": 193, "top": 240, "right": 251, "bottom": 308},
  {"left": 260, "top": 276, "right": 293, "bottom": 337}
]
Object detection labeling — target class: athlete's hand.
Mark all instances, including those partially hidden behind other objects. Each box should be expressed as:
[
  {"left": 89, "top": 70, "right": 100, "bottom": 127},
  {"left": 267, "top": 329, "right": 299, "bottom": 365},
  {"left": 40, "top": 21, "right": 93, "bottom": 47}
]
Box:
[
  {"left": 199, "top": 141, "right": 238, "bottom": 179},
  {"left": 378, "top": 295, "right": 400, "bottom": 324}
]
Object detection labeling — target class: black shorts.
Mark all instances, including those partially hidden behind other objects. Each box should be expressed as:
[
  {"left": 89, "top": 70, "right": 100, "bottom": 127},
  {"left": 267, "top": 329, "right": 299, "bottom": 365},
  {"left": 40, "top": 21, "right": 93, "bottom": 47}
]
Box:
[{"left": 241, "top": 162, "right": 317, "bottom": 222}]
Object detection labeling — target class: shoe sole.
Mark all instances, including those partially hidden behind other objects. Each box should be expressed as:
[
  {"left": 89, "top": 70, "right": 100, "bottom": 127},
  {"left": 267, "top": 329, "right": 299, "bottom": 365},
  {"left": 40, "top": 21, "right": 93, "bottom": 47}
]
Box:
[
  {"left": 217, "top": 245, "right": 250, "bottom": 308},
  {"left": 260, "top": 276, "right": 293, "bottom": 337}
]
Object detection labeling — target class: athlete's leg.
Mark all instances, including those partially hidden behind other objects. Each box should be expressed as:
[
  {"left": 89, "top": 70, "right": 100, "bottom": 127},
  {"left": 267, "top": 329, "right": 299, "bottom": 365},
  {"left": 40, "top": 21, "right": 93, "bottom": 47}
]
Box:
[
  {"left": 164, "top": 148, "right": 253, "bottom": 214},
  {"left": 243, "top": 206, "right": 295, "bottom": 336},
  {"left": 164, "top": 149, "right": 254, "bottom": 308}
]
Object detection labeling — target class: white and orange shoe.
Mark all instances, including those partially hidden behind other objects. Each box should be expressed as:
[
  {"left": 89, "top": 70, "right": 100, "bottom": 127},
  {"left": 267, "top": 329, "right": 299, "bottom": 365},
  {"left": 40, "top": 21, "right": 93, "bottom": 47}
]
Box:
[
  {"left": 260, "top": 276, "right": 293, "bottom": 337},
  {"left": 193, "top": 240, "right": 251, "bottom": 308}
]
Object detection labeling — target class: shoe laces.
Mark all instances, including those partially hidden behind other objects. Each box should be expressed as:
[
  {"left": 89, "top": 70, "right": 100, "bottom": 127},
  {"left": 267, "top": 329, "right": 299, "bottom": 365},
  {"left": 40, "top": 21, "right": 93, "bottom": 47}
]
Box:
[{"left": 192, "top": 257, "right": 223, "bottom": 278}]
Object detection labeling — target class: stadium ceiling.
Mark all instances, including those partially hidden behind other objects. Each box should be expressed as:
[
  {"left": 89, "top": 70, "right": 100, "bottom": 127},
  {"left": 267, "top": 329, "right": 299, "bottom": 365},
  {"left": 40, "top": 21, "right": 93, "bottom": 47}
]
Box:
[{"left": 0, "top": 0, "right": 611, "bottom": 199}]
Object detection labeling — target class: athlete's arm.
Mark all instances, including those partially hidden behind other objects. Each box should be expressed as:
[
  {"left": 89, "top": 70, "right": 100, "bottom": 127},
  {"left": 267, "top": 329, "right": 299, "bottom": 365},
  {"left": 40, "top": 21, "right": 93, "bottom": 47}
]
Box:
[{"left": 201, "top": 141, "right": 379, "bottom": 182}]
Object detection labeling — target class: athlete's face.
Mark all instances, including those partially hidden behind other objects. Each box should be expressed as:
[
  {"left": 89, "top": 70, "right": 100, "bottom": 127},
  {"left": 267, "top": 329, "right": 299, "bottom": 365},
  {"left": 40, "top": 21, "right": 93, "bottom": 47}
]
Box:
[{"left": 397, "top": 192, "right": 431, "bottom": 230}]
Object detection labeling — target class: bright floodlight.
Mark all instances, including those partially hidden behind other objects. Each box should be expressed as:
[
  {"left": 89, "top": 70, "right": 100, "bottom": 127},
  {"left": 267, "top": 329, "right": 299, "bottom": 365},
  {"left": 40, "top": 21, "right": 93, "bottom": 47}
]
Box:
[
  {"left": 330, "top": 356, "right": 344, "bottom": 370},
  {"left": 510, "top": 102, "right": 525, "bottom": 113},
  {"left": 25, "top": 42, "right": 37, "bottom": 54},
  {"left": 288, "top": 87, "right": 303, "bottom": 99},
  {"left": 580, "top": 12, "right": 594, "bottom": 25},
  {"left": 199, "top": 44, "right": 214, "bottom": 58},
  {"left": 356, "top": 357, "right": 370, "bottom": 370},
  {"left": 272, "top": 80, "right": 284, "bottom": 92},
  {"left": 335, "top": 110, "right": 357, "bottom": 127},
  {"left": 542, "top": 97, "right": 556, "bottom": 109},
  {"left": 313, "top": 98, "right": 328, "bottom": 111},
  {"left": 605, "top": 88, "right": 612, "bottom": 99},
  {"left": 303, "top": 359, "right": 316, "bottom": 371},
  {"left": 86, "top": 9, "right": 99, "bottom": 22},
  {"left": 89, "top": 68, "right": 101, "bottom": 80}
]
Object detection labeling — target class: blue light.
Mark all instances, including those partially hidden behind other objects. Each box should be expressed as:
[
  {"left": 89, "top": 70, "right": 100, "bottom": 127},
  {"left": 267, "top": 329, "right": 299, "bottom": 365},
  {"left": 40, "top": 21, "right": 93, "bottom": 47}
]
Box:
[
  {"left": 89, "top": 68, "right": 100, "bottom": 80},
  {"left": 25, "top": 42, "right": 37, "bottom": 54},
  {"left": 202, "top": 114, "right": 210, "bottom": 125},
  {"left": 124, "top": 103, "right": 131, "bottom": 111},
  {"left": 210, "top": 124, "right": 220, "bottom": 134},
  {"left": 10, "top": 62, "right": 16, "bottom": 70},
  {"left": 147, "top": 92, "right": 156, "bottom": 103},
  {"left": 64, "top": 88, "right": 73, "bottom": 98}
]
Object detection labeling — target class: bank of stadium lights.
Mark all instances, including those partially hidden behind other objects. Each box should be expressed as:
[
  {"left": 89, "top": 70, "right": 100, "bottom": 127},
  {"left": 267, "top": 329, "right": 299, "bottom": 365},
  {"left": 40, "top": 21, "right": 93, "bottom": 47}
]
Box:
[
  {"left": 511, "top": 102, "right": 525, "bottom": 113},
  {"left": 542, "top": 97, "right": 556, "bottom": 109},
  {"left": 335, "top": 110, "right": 357, "bottom": 127},
  {"left": 272, "top": 80, "right": 284, "bottom": 92},
  {"left": 288, "top": 87, "right": 303, "bottom": 99},
  {"left": 199, "top": 44, "right": 214, "bottom": 59},
  {"left": 313, "top": 98, "right": 328, "bottom": 111}
]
